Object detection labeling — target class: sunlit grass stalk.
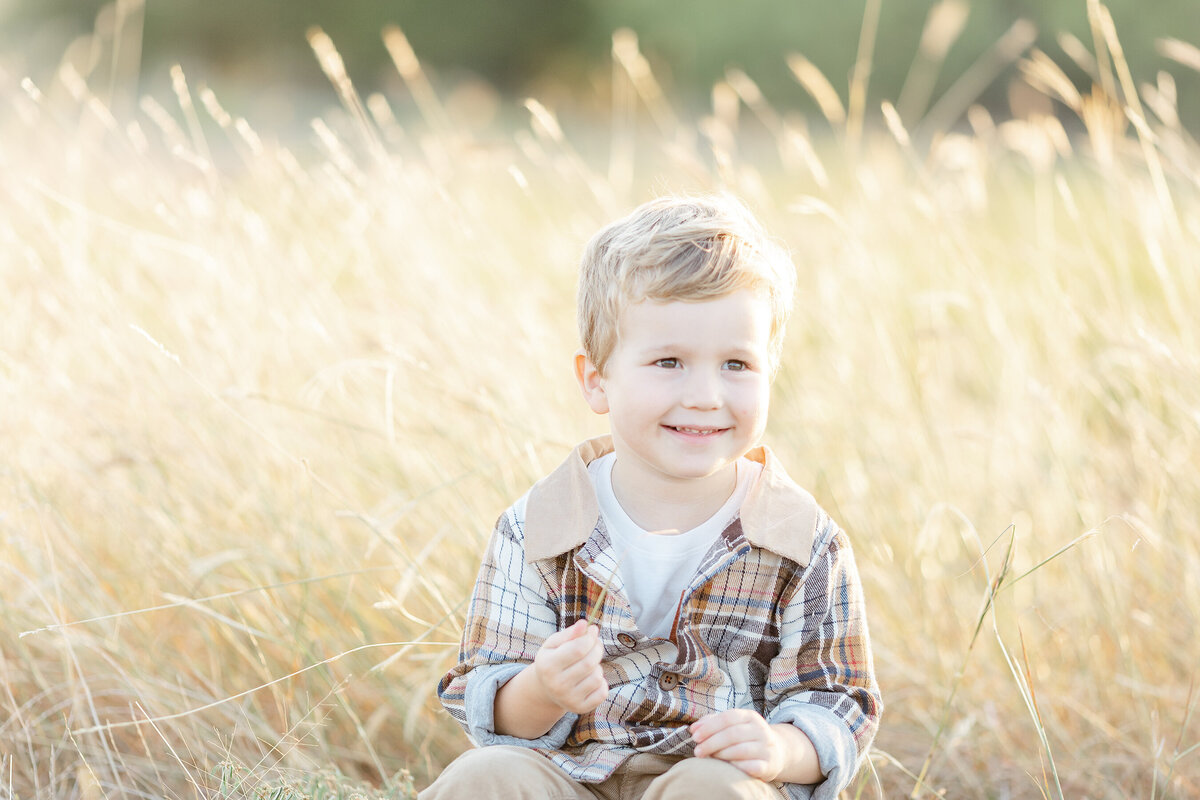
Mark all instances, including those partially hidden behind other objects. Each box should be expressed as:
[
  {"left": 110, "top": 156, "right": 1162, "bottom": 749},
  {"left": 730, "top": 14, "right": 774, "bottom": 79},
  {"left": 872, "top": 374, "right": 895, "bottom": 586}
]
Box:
[
  {"left": 918, "top": 18, "right": 1038, "bottom": 136},
  {"left": 908, "top": 525, "right": 1015, "bottom": 799},
  {"left": 610, "top": 28, "right": 677, "bottom": 138},
  {"left": 991, "top": 583, "right": 1065, "bottom": 798},
  {"left": 71, "top": 640, "right": 456, "bottom": 737},
  {"left": 896, "top": 0, "right": 970, "bottom": 125},
  {"left": 382, "top": 25, "right": 450, "bottom": 134},
  {"left": 308, "top": 27, "right": 391, "bottom": 171}
]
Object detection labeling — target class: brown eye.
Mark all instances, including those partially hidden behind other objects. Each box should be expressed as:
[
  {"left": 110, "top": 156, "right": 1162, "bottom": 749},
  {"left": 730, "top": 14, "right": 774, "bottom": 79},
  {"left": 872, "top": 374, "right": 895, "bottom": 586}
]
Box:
[
  {"left": 724, "top": 360, "right": 749, "bottom": 371},
  {"left": 655, "top": 358, "right": 680, "bottom": 369}
]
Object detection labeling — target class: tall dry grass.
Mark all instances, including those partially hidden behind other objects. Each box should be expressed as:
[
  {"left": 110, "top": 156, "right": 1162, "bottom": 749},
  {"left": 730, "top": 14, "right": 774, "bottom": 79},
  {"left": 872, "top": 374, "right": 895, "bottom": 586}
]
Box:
[{"left": 2, "top": 3, "right": 1198, "bottom": 798}]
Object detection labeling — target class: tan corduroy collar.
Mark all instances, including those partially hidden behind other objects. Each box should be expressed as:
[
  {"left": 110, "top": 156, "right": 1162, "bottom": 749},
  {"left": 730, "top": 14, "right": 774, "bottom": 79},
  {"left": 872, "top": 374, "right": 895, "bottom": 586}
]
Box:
[{"left": 523, "top": 435, "right": 819, "bottom": 566}]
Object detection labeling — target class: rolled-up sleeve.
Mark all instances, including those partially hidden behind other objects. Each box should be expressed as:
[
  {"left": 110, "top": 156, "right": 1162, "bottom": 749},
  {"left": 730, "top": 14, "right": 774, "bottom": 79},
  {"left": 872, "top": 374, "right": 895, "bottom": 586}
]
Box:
[
  {"left": 767, "top": 520, "right": 882, "bottom": 800},
  {"left": 437, "top": 508, "right": 574, "bottom": 748}
]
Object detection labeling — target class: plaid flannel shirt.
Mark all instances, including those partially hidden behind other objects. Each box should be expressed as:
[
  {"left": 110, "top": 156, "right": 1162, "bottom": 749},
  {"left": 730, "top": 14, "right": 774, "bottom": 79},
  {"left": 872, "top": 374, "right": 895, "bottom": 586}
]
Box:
[{"left": 438, "top": 437, "right": 881, "bottom": 800}]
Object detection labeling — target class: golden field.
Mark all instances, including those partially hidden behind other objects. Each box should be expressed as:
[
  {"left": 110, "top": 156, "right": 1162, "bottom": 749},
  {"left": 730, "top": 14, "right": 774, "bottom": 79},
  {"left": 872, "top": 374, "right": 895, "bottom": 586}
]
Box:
[{"left": 2, "top": 8, "right": 1198, "bottom": 799}]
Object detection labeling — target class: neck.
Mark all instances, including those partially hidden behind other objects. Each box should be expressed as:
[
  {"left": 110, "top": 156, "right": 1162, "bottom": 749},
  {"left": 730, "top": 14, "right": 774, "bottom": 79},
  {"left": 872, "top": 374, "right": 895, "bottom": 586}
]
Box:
[{"left": 610, "top": 461, "right": 738, "bottom": 534}]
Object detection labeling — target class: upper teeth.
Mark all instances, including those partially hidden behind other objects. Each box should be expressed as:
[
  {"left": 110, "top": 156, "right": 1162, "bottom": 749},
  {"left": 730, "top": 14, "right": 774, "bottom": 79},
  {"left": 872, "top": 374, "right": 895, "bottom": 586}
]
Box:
[{"left": 677, "top": 427, "right": 713, "bottom": 433}]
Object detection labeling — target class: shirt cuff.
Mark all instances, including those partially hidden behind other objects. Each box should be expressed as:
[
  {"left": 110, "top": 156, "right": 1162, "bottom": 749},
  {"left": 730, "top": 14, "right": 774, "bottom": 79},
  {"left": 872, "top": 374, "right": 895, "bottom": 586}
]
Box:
[
  {"left": 463, "top": 663, "right": 579, "bottom": 749},
  {"left": 768, "top": 702, "right": 860, "bottom": 800}
]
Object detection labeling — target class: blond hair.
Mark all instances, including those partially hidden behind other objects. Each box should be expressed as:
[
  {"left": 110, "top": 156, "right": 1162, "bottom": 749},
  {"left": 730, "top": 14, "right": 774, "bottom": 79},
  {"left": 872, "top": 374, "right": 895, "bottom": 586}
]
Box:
[{"left": 577, "top": 194, "right": 796, "bottom": 375}]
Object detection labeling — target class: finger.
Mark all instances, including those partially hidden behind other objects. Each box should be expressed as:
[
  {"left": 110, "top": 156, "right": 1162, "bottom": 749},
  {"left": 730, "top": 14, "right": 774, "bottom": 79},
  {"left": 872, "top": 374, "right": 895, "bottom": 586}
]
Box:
[
  {"left": 581, "top": 679, "right": 609, "bottom": 710},
  {"left": 582, "top": 635, "right": 604, "bottom": 664},
  {"left": 695, "top": 709, "right": 757, "bottom": 728},
  {"left": 725, "top": 759, "right": 770, "bottom": 780},
  {"left": 692, "top": 722, "right": 762, "bottom": 757},
  {"left": 702, "top": 738, "right": 765, "bottom": 762},
  {"left": 548, "top": 633, "right": 603, "bottom": 670},
  {"left": 565, "top": 675, "right": 610, "bottom": 713},
  {"left": 693, "top": 729, "right": 740, "bottom": 757},
  {"left": 561, "top": 646, "right": 602, "bottom": 677},
  {"left": 541, "top": 637, "right": 594, "bottom": 671},
  {"left": 691, "top": 709, "right": 745, "bottom": 733},
  {"left": 577, "top": 628, "right": 606, "bottom": 660},
  {"left": 554, "top": 669, "right": 606, "bottom": 713},
  {"left": 556, "top": 654, "right": 606, "bottom": 689},
  {"left": 541, "top": 639, "right": 603, "bottom": 679},
  {"left": 690, "top": 712, "right": 740, "bottom": 744},
  {"left": 692, "top": 710, "right": 766, "bottom": 743},
  {"left": 543, "top": 619, "right": 588, "bottom": 648}
]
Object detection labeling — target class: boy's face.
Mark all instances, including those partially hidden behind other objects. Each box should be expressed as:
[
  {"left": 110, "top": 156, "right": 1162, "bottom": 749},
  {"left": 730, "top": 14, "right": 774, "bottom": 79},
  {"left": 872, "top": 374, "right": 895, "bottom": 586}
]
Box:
[{"left": 576, "top": 289, "right": 773, "bottom": 497}]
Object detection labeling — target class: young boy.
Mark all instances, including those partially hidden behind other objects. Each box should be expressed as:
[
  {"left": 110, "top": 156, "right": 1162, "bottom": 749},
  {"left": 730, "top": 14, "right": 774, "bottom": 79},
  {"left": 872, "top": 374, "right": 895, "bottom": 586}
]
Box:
[{"left": 421, "top": 195, "right": 881, "bottom": 799}]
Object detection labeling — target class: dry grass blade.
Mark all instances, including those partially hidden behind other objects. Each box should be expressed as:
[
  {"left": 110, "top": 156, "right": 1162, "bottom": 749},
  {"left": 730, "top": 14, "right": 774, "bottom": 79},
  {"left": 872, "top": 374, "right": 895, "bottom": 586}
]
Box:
[
  {"left": 20, "top": 568, "right": 397, "bottom": 638},
  {"left": 1156, "top": 37, "right": 1200, "bottom": 72},
  {"left": 1091, "top": 2, "right": 1183, "bottom": 242},
  {"left": 846, "top": 0, "right": 883, "bottom": 151},
  {"left": 106, "top": 0, "right": 145, "bottom": 118},
  {"left": 920, "top": 18, "right": 1037, "bottom": 135},
  {"left": 909, "top": 525, "right": 1016, "bottom": 799},
  {"left": 524, "top": 97, "right": 564, "bottom": 143},
  {"left": 1019, "top": 49, "right": 1083, "bottom": 112},
  {"left": 70, "top": 641, "right": 456, "bottom": 736},
  {"left": 786, "top": 53, "right": 846, "bottom": 125},
  {"left": 897, "top": 0, "right": 971, "bottom": 124},
  {"left": 726, "top": 68, "right": 781, "bottom": 136},
  {"left": 308, "top": 27, "right": 390, "bottom": 167},
  {"left": 881, "top": 101, "right": 912, "bottom": 149},
  {"left": 169, "top": 64, "right": 214, "bottom": 180},
  {"left": 382, "top": 24, "right": 450, "bottom": 135},
  {"left": 1001, "top": 525, "right": 1104, "bottom": 590},
  {"left": 1149, "top": 675, "right": 1200, "bottom": 798},
  {"left": 612, "top": 28, "right": 678, "bottom": 136},
  {"left": 1057, "top": 32, "right": 1101, "bottom": 81},
  {"left": 586, "top": 545, "right": 631, "bottom": 627},
  {"left": 991, "top": 597, "right": 1064, "bottom": 798},
  {"left": 1140, "top": 73, "right": 1181, "bottom": 131},
  {"left": 585, "top": 530, "right": 674, "bottom": 627},
  {"left": 586, "top": 577, "right": 615, "bottom": 627}
]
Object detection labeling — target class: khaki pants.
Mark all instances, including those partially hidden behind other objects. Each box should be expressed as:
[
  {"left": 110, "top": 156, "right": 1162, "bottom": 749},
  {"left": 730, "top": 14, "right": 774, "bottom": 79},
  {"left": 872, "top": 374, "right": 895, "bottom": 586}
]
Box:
[{"left": 418, "top": 746, "right": 788, "bottom": 800}]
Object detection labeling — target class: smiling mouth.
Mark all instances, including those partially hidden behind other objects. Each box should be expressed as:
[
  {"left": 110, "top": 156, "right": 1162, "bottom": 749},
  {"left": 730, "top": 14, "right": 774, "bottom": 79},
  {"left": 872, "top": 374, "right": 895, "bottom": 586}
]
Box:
[{"left": 665, "top": 425, "right": 726, "bottom": 436}]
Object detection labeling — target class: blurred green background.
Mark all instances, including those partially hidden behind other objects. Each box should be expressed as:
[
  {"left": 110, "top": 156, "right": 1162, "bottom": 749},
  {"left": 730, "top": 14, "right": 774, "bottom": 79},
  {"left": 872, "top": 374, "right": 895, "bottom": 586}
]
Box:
[{"left": 1, "top": 1, "right": 1197, "bottom": 130}]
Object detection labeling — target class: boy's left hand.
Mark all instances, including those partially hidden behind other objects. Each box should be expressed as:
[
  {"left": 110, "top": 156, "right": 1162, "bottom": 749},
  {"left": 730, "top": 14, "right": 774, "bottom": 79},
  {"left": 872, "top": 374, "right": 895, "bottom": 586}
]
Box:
[{"left": 689, "top": 709, "right": 784, "bottom": 782}]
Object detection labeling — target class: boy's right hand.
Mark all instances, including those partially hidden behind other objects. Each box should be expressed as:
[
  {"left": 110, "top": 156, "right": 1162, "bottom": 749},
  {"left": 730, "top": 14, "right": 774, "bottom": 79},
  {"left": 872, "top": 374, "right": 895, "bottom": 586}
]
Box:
[{"left": 531, "top": 619, "right": 608, "bottom": 714}]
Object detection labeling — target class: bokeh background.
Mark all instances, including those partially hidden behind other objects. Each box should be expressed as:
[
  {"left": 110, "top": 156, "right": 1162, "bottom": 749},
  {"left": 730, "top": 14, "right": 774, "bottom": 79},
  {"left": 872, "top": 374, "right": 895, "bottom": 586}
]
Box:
[{"left": 3, "top": 0, "right": 1198, "bottom": 130}]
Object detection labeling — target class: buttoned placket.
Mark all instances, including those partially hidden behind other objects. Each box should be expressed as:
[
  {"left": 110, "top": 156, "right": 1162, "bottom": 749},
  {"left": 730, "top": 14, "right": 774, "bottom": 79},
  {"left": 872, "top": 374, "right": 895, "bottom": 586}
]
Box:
[
  {"left": 673, "top": 526, "right": 754, "bottom": 633},
  {"left": 574, "top": 522, "right": 755, "bottom": 706},
  {"left": 656, "top": 535, "right": 751, "bottom": 699}
]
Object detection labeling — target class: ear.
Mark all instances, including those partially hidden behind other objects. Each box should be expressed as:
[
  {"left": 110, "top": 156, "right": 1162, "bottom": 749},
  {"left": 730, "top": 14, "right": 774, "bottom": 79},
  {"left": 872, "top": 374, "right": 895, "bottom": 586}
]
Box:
[{"left": 574, "top": 350, "right": 609, "bottom": 415}]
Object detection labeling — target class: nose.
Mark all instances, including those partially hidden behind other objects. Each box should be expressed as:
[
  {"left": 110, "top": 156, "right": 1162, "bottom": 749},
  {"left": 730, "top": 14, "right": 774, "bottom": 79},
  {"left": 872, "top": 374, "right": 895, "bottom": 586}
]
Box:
[{"left": 681, "top": 367, "right": 721, "bottom": 410}]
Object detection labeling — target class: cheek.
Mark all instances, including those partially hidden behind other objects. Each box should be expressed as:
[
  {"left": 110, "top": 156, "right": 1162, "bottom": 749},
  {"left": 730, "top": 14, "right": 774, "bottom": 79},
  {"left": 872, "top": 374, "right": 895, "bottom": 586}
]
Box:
[
  {"left": 611, "top": 383, "right": 666, "bottom": 422},
  {"left": 627, "top": 377, "right": 673, "bottom": 409},
  {"left": 733, "top": 381, "right": 770, "bottom": 421}
]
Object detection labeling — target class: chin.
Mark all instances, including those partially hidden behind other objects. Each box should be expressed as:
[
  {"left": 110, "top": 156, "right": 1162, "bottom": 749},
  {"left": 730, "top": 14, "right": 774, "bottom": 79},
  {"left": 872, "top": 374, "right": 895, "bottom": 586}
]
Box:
[{"left": 664, "top": 461, "right": 736, "bottom": 481}]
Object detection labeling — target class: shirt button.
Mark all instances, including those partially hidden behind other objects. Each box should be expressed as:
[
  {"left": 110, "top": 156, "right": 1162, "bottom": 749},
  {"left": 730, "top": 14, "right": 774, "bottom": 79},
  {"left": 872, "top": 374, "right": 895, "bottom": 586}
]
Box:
[
  {"left": 616, "top": 633, "right": 636, "bottom": 648},
  {"left": 657, "top": 671, "right": 679, "bottom": 691}
]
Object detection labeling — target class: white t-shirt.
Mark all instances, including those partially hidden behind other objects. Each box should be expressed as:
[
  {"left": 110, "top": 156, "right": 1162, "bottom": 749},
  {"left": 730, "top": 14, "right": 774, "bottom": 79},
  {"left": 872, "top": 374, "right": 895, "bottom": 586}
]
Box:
[{"left": 587, "top": 452, "right": 763, "bottom": 640}]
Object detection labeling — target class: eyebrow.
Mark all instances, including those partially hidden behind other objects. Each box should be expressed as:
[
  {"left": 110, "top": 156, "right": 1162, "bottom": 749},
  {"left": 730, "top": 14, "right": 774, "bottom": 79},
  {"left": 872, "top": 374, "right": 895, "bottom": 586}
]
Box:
[{"left": 638, "top": 343, "right": 762, "bottom": 359}]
